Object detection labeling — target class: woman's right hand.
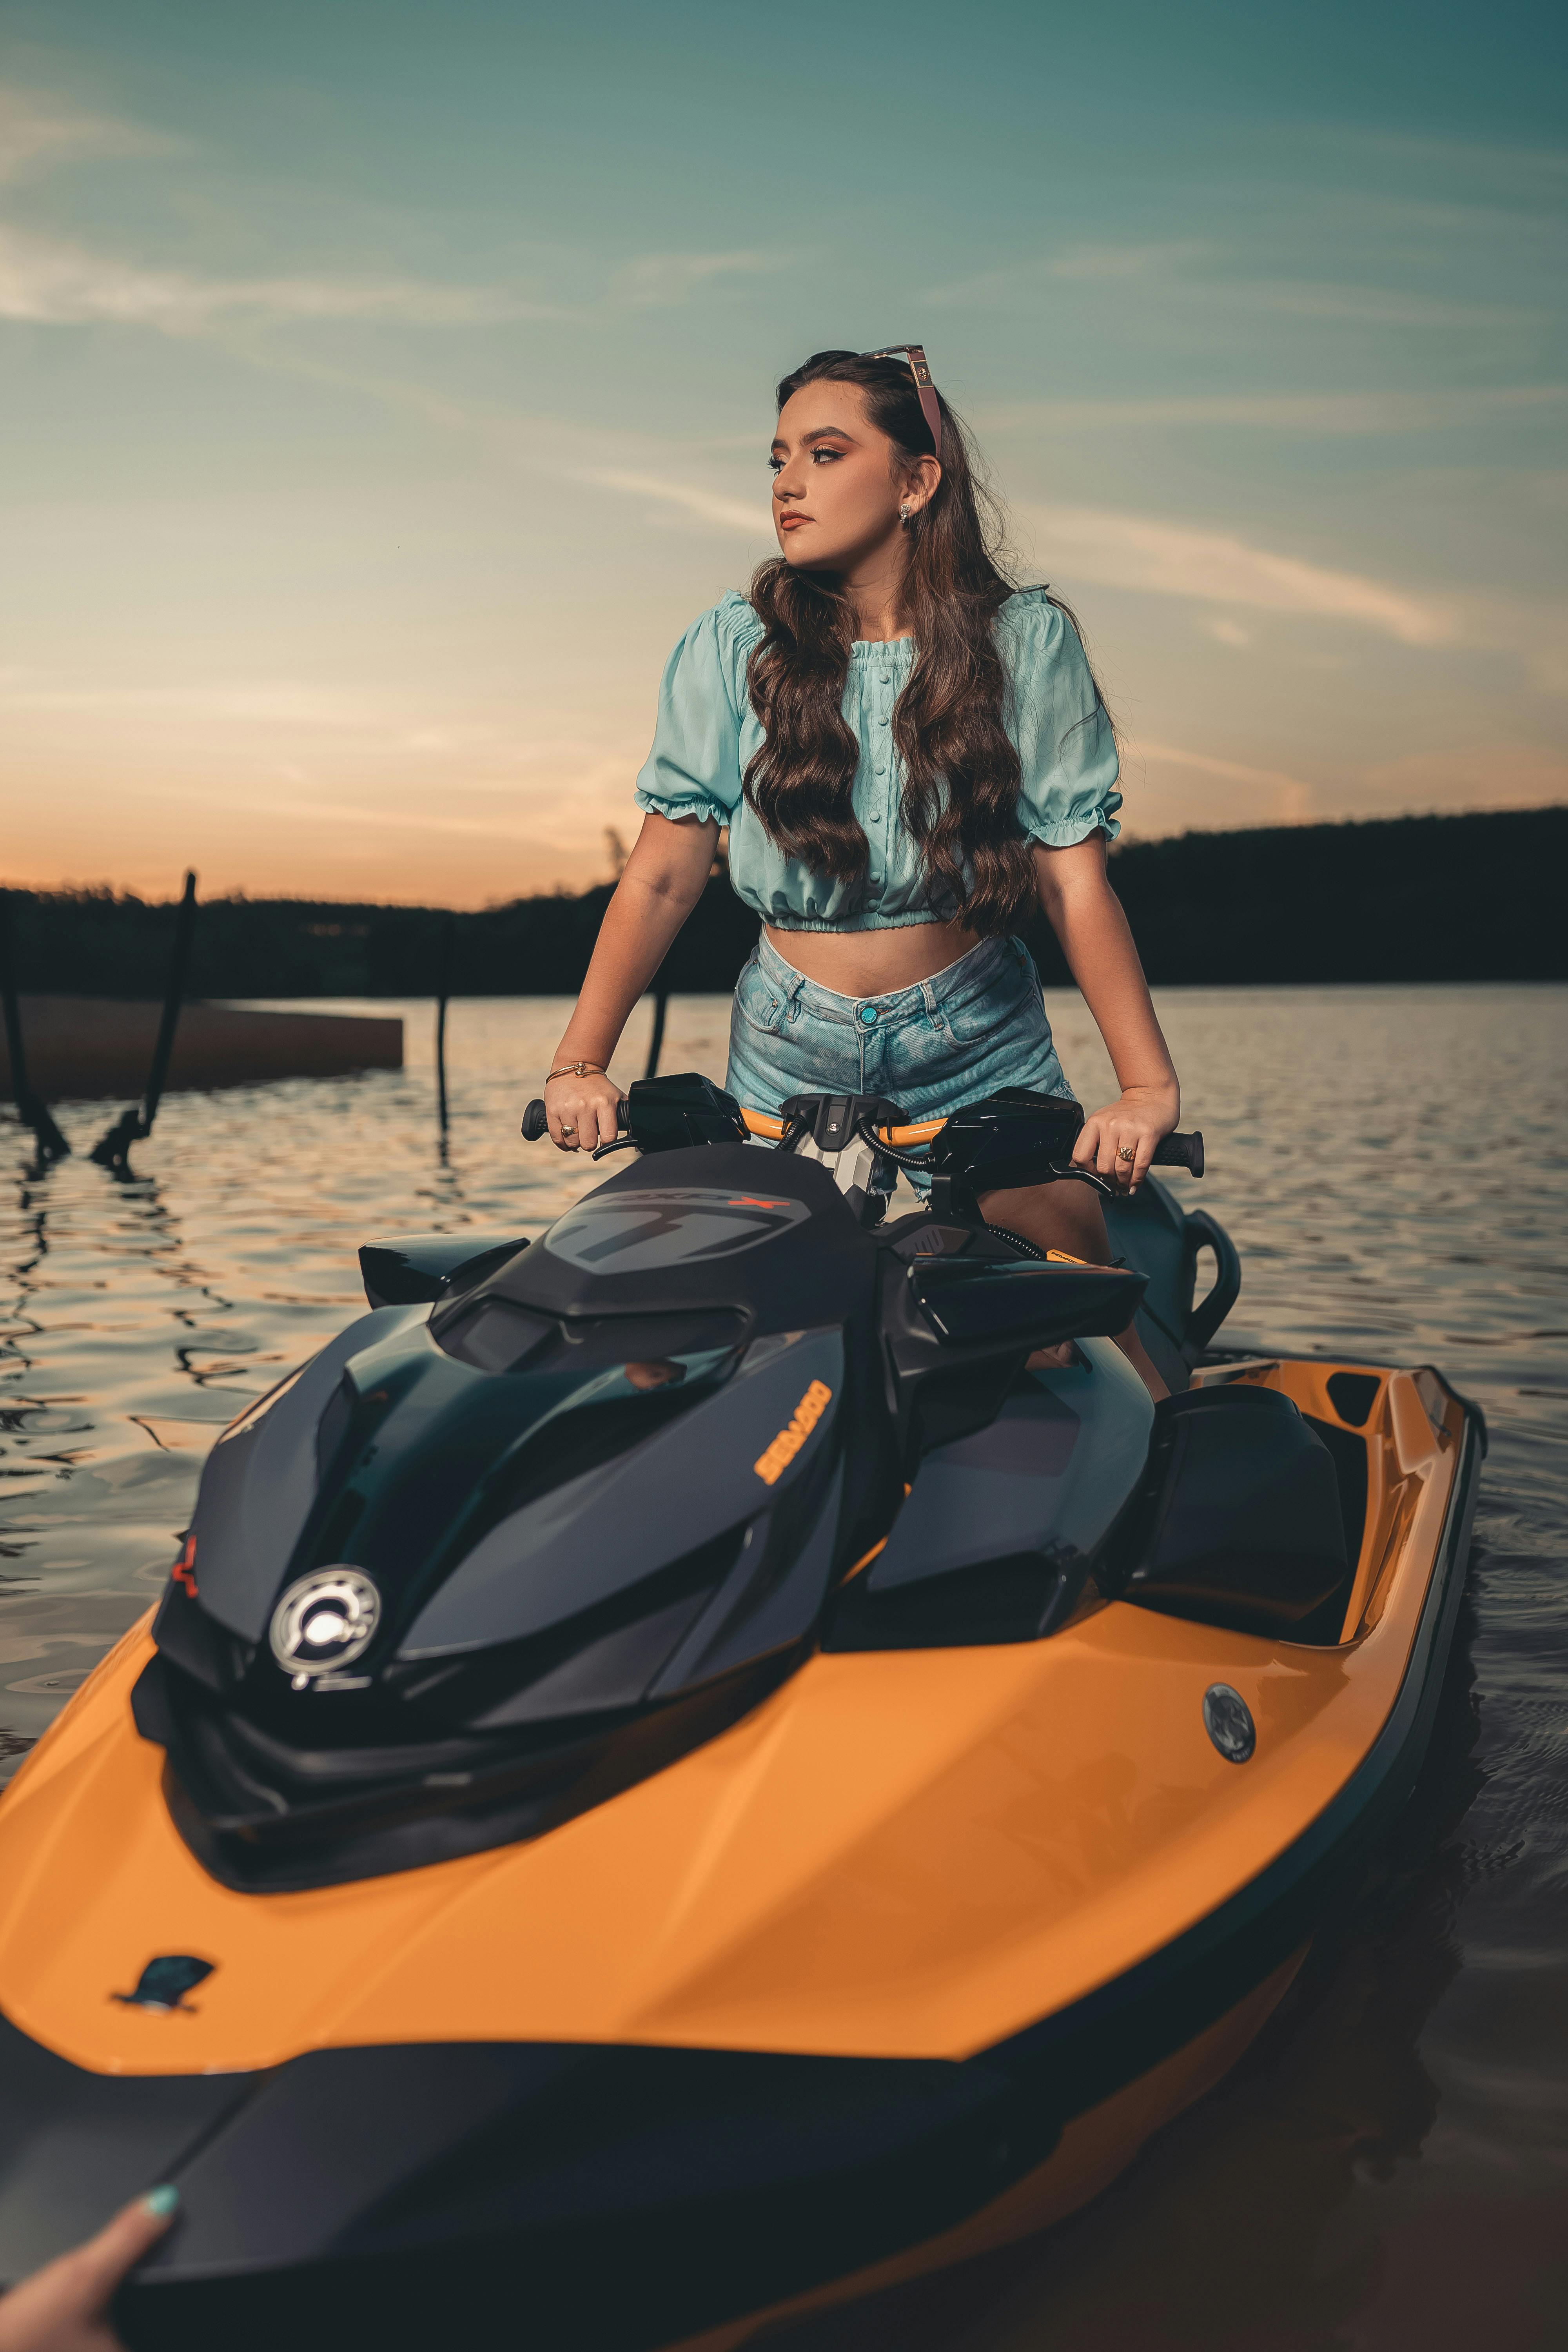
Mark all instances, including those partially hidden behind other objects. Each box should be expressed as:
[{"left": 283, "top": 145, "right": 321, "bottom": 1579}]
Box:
[
  {"left": 543, "top": 1070, "right": 623, "bottom": 1154},
  {"left": 0, "top": 2187, "right": 178, "bottom": 2352}
]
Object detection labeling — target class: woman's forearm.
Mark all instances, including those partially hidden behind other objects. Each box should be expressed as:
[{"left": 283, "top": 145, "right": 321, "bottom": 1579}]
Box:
[
  {"left": 553, "top": 813, "right": 717, "bottom": 1069},
  {"left": 554, "top": 878, "right": 690, "bottom": 1065},
  {"left": 1033, "top": 840, "right": 1178, "bottom": 1107}
]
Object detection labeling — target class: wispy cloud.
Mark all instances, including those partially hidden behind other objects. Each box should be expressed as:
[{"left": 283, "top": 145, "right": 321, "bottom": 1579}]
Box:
[
  {"left": 1131, "top": 740, "right": 1315, "bottom": 822},
  {"left": 1247, "top": 281, "right": 1539, "bottom": 330},
  {"left": 0, "top": 82, "right": 171, "bottom": 184},
  {"left": 574, "top": 465, "right": 770, "bottom": 537},
  {"left": 197, "top": 346, "right": 777, "bottom": 543},
  {"left": 1118, "top": 735, "right": 1568, "bottom": 835},
  {"left": 925, "top": 247, "right": 1543, "bottom": 334},
  {"left": 1039, "top": 243, "right": 1209, "bottom": 283},
  {"left": 1023, "top": 503, "right": 1454, "bottom": 646},
  {"left": 167, "top": 790, "right": 614, "bottom": 845},
  {"left": 0, "top": 85, "right": 548, "bottom": 332},
  {"left": 158, "top": 346, "right": 766, "bottom": 542},
  {"left": 144, "top": 753, "right": 646, "bottom": 851},
  {"left": 613, "top": 251, "right": 771, "bottom": 308},
  {"left": 1302, "top": 123, "right": 1568, "bottom": 192},
  {"left": 0, "top": 225, "right": 538, "bottom": 329},
  {"left": 0, "top": 220, "right": 783, "bottom": 333},
  {"left": 0, "top": 675, "right": 381, "bottom": 725},
  {"left": 924, "top": 241, "right": 1208, "bottom": 306},
  {"left": 1357, "top": 741, "right": 1568, "bottom": 812},
  {"left": 976, "top": 385, "right": 1568, "bottom": 436}
]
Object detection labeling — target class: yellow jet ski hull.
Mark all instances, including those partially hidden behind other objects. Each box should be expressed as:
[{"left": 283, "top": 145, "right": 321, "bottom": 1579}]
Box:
[{"left": 0, "top": 1354, "right": 1480, "bottom": 2351}]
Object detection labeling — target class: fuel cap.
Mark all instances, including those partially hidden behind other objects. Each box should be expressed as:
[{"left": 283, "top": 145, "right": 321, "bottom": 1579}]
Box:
[{"left": 1203, "top": 1682, "right": 1256, "bottom": 1763}]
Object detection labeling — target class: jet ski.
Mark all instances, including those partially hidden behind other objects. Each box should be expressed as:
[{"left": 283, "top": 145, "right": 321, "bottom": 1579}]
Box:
[{"left": 0, "top": 1076, "right": 1483, "bottom": 2352}]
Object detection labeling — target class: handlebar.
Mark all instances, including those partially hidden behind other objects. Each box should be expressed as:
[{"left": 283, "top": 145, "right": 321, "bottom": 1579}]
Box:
[
  {"left": 521, "top": 1097, "right": 630, "bottom": 1142},
  {"left": 866, "top": 1116, "right": 1203, "bottom": 1173},
  {"left": 522, "top": 1095, "right": 1203, "bottom": 1176},
  {"left": 1154, "top": 1131, "right": 1204, "bottom": 1176}
]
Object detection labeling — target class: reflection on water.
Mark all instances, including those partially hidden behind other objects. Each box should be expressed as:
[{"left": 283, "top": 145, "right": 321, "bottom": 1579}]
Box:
[{"left": 2, "top": 985, "right": 1564, "bottom": 2345}]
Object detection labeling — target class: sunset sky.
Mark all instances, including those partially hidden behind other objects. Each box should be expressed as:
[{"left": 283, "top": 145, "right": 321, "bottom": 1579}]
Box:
[{"left": 3, "top": 0, "right": 1564, "bottom": 906}]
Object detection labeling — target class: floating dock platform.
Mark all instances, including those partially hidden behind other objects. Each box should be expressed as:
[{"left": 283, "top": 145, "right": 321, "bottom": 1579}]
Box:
[{"left": 0, "top": 997, "right": 403, "bottom": 1100}]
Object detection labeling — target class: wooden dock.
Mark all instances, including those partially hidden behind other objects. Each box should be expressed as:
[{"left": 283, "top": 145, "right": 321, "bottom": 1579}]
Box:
[{"left": 0, "top": 997, "right": 403, "bottom": 1101}]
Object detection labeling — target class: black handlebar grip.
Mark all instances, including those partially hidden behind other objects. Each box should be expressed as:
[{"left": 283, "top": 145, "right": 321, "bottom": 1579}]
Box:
[
  {"left": 521, "top": 1097, "right": 632, "bottom": 1142},
  {"left": 1151, "top": 1129, "right": 1204, "bottom": 1178}
]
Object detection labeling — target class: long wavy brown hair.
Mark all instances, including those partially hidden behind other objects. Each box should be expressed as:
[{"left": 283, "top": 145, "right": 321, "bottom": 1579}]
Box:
[{"left": 742, "top": 349, "right": 1107, "bottom": 935}]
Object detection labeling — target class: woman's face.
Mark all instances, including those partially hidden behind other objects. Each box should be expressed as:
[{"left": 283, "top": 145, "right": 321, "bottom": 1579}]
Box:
[{"left": 769, "top": 379, "right": 935, "bottom": 572}]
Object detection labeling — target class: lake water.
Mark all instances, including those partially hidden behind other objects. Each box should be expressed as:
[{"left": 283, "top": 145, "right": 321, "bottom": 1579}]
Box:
[{"left": 2, "top": 985, "right": 1564, "bottom": 2346}]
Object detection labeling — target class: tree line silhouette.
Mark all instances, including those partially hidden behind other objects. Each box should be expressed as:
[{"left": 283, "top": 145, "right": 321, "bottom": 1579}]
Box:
[{"left": 5, "top": 807, "right": 1563, "bottom": 998}]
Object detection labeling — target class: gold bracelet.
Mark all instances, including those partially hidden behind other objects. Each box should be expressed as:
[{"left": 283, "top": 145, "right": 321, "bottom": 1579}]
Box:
[{"left": 546, "top": 1060, "right": 606, "bottom": 1082}]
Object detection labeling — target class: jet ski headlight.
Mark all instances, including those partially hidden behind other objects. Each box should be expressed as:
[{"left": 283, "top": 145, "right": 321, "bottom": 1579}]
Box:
[{"left": 269, "top": 1568, "right": 382, "bottom": 1680}]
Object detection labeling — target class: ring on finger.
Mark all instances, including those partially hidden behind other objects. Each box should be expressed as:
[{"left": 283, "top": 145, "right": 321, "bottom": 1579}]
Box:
[
  {"left": 561, "top": 1122, "right": 576, "bottom": 1136},
  {"left": 1117, "top": 1144, "right": 1136, "bottom": 1163}
]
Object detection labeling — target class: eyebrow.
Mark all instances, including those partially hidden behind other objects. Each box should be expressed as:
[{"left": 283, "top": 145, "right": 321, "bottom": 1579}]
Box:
[{"left": 769, "top": 425, "right": 857, "bottom": 453}]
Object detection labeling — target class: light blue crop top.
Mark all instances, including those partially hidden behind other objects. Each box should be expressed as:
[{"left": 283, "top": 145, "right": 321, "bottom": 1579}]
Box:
[{"left": 633, "top": 587, "right": 1121, "bottom": 931}]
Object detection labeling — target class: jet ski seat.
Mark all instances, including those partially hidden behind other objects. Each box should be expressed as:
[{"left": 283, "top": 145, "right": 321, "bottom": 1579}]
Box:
[{"left": 1109, "top": 1383, "right": 1350, "bottom": 1640}]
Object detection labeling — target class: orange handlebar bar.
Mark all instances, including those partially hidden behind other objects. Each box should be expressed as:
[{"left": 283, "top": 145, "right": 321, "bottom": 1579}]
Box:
[{"left": 740, "top": 1109, "right": 946, "bottom": 1148}]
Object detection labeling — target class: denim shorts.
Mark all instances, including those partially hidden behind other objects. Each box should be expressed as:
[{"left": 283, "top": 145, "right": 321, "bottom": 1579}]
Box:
[{"left": 725, "top": 931, "right": 1075, "bottom": 1151}]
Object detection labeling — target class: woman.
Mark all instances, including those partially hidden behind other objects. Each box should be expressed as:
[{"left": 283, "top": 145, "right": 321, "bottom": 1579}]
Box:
[{"left": 543, "top": 346, "right": 1178, "bottom": 1397}]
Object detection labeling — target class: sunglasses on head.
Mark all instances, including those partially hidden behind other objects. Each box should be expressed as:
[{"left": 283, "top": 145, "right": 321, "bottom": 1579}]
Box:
[{"left": 862, "top": 343, "right": 942, "bottom": 459}]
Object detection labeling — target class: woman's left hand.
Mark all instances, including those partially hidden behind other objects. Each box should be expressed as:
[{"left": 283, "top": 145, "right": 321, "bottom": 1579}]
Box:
[{"left": 1072, "top": 1084, "right": 1179, "bottom": 1195}]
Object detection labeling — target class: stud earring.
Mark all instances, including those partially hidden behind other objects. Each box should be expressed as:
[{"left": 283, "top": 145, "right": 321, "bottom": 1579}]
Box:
[{"left": 900, "top": 503, "right": 913, "bottom": 522}]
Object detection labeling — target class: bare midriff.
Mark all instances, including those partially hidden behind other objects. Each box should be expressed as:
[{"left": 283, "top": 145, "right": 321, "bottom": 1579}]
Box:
[{"left": 762, "top": 918, "right": 984, "bottom": 998}]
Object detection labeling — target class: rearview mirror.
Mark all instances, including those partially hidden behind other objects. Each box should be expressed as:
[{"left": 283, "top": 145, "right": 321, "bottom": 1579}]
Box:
[{"left": 625, "top": 1073, "right": 748, "bottom": 1152}]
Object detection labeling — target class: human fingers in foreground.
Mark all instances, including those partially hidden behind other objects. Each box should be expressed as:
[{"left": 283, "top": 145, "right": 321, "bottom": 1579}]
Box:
[{"left": 0, "top": 2186, "right": 178, "bottom": 2352}]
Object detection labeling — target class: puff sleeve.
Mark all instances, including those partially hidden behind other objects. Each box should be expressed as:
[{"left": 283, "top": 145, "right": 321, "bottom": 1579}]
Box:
[
  {"left": 632, "top": 596, "right": 753, "bottom": 828},
  {"left": 1003, "top": 592, "right": 1122, "bottom": 848}
]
